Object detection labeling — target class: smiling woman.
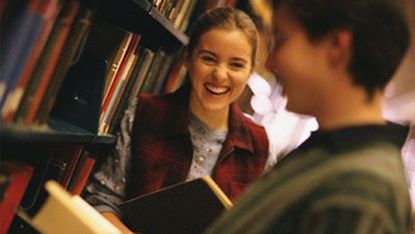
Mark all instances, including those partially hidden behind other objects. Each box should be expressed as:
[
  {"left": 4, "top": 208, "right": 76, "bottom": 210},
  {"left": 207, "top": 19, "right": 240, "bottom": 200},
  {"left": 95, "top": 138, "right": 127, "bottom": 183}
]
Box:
[
  {"left": 83, "top": 7, "right": 272, "bottom": 234},
  {"left": 188, "top": 28, "right": 253, "bottom": 130}
]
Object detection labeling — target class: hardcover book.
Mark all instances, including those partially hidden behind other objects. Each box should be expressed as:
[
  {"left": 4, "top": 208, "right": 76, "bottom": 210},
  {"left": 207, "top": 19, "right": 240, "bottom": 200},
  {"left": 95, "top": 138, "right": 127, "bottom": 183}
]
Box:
[
  {"left": 0, "top": 161, "right": 34, "bottom": 234},
  {"left": 14, "top": 0, "right": 80, "bottom": 125},
  {"left": 119, "top": 176, "right": 232, "bottom": 234},
  {"left": 1, "top": 0, "right": 62, "bottom": 125},
  {"left": 31, "top": 180, "right": 121, "bottom": 234}
]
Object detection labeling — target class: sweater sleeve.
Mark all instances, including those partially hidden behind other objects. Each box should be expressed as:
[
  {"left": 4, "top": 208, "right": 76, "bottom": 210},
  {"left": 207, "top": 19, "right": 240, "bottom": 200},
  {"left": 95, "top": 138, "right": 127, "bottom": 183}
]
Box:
[{"left": 83, "top": 99, "right": 137, "bottom": 217}]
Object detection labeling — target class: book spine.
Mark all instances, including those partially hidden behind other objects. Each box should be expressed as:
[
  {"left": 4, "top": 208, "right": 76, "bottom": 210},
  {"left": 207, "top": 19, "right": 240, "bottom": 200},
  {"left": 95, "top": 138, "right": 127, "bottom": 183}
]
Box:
[
  {"left": 99, "top": 37, "right": 140, "bottom": 133},
  {"left": 0, "top": 0, "right": 42, "bottom": 110},
  {"left": 70, "top": 153, "right": 96, "bottom": 195},
  {"left": 22, "top": 0, "right": 80, "bottom": 125},
  {"left": 107, "top": 47, "right": 151, "bottom": 133},
  {"left": 1, "top": 0, "right": 62, "bottom": 125},
  {"left": 0, "top": 161, "right": 34, "bottom": 234},
  {"left": 100, "top": 32, "right": 137, "bottom": 124},
  {"left": 101, "top": 32, "right": 134, "bottom": 105}
]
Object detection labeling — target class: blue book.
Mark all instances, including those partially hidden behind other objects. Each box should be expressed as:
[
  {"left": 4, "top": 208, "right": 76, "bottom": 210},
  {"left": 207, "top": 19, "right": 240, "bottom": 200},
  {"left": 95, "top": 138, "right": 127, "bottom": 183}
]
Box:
[{"left": 0, "top": 0, "right": 44, "bottom": 110}]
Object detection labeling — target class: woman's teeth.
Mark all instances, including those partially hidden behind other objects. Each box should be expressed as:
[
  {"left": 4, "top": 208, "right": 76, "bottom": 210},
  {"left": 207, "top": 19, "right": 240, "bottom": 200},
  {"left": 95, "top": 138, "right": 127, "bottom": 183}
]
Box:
[{"left": 205, "top": 84, "right": 229, "bottom": 95}]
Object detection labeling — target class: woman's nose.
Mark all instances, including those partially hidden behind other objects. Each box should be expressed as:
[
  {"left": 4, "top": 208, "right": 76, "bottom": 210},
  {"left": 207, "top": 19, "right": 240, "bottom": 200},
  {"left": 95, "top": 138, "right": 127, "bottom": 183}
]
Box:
[{"left": 212, "top": 65, "right": 228, "bottom": 82}]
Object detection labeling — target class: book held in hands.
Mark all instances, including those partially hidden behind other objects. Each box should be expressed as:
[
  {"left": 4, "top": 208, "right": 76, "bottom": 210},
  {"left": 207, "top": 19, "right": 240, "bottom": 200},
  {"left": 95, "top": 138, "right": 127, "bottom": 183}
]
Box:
[{"left": 119, "top": 176, "right": 233, "bottom": 234}]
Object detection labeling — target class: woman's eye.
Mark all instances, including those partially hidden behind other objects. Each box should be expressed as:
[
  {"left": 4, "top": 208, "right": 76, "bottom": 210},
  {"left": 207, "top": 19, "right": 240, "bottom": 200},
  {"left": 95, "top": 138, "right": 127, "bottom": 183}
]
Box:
[
  {"left": 201, "top": 56, "right": 216, "bottom": 64},
  {"left": 230, "top": 62, "right": 245, "bottom": 69}
]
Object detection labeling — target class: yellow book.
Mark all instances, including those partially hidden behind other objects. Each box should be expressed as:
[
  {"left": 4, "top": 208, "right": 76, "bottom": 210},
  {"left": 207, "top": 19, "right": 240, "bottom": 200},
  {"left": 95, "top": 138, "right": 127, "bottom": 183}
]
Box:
[{"left": 31, "top": 181, "right": 121, "bottom": 234}]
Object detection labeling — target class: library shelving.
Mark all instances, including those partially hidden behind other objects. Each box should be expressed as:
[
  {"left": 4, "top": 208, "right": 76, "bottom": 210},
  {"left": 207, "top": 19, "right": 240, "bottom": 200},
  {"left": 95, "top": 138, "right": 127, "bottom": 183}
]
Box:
[{"left": 1, "top": 0, "right": 235, "bottom": 233}]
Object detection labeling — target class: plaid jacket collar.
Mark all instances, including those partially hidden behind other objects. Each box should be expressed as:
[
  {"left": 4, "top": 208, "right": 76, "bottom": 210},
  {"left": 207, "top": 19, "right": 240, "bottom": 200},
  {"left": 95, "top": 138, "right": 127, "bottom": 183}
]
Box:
[{"left": 162, "top": 86, "right": 255, "bottom": 154}]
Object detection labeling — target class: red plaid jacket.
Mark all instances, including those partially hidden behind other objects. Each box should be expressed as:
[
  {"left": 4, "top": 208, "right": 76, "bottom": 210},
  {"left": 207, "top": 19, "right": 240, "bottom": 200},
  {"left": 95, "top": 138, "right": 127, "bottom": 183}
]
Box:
[{"left": 128, "top": 87, "right": 269, "bottom": 201}]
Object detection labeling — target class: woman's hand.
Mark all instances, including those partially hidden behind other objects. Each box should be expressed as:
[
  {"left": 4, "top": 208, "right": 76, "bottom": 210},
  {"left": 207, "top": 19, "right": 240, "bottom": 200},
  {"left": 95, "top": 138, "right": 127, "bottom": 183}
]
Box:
[{"left": 101, "top": 212, "right": 136, "bottom": 234}]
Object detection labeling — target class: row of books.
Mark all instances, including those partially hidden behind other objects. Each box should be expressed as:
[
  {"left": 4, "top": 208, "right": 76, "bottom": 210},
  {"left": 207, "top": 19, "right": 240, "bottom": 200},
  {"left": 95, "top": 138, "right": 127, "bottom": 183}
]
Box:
[
  {"left": 151, "top": 0, "right": 200, "bottom": 32},
  {"left": 0, "top": 0, "right": 93, "bottom": 127},
  {"left": 0, "top": 145, "right": 98, "bottom": 234},
  {"left": 81, "top": 18, "right": 181, "bottom": 134},
  {"left": 0, "top": 0, "right": 189, "bottom": 134},
  {"left": 0, "top": 0, "right": 240, "bottom": 132},
  {"left": 150, "top": 0, "right": 240, "bottom": 33}
]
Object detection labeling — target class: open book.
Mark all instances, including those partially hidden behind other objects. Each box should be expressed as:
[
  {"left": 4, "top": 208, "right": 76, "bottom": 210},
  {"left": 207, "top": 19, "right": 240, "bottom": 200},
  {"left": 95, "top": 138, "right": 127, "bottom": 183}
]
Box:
[
  {"left": 119, "top": 176, "right": 233, "bottom": 234},
  {"left": 30, "top": 180, "right": 121, "bottom": 234}
]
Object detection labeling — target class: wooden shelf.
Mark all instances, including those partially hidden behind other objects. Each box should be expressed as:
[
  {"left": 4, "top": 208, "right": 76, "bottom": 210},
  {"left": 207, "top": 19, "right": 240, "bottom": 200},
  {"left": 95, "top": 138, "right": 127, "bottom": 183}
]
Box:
[
  {"left": 1, "top": 119, "right": 116, "bottom": 144},
  {"left": 148, "top": 7, "right": 189, "bottom": 45},
  {"left": 96, "top": 0, "right": 189, "bottom": 51}
]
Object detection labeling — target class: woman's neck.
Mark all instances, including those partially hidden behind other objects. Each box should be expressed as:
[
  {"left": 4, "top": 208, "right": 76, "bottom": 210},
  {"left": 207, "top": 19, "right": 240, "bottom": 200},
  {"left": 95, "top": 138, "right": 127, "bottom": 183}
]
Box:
[{"left": 189, "top": 102, "right": 229, "bottom": 131}]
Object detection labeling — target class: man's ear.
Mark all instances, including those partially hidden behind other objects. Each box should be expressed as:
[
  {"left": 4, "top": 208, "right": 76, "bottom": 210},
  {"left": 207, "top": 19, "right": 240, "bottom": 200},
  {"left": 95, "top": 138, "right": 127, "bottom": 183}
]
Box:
[{"left": 328, "top": 29, "right": 353, "bottom": 67}]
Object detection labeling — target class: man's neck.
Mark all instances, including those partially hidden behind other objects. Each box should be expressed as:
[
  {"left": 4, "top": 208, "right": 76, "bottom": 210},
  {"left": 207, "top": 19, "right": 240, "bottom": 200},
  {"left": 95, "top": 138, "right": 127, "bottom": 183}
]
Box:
[{"left": 316, "top": 90, "right": 386, "bottom": 130}]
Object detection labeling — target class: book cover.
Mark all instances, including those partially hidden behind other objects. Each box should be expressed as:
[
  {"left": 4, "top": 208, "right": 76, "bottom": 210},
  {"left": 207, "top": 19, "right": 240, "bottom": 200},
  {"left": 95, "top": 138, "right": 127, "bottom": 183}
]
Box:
[
  {"left": 0, "top": 161, "right": 34, "bottom": 234},
  {"left": 31, "top": 180, "right": 121, "bottom": 234},
  {"left": 119, "top": 176, "right": 233, "bottom": 234}
]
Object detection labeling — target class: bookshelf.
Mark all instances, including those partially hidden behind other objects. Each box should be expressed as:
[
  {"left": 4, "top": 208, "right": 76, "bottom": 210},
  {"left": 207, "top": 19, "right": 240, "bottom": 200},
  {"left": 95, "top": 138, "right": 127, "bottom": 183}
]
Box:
[
  {"left": 2, "top": 119, "right": 116, "bottom": 144},
  {"left": 95, "top": 0, "right": 189, "bottom": 49},
  {"left": 0, "top": 0, "right": 237, "bottom": 233}
]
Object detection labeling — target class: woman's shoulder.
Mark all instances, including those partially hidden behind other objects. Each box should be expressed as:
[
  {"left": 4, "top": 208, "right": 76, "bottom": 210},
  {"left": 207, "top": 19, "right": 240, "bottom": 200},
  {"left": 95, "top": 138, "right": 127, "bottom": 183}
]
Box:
[
  {"left": 240, "top": 112, "right": 267, "bottom": 134},
  {"left": 138, "top": 91, "right": 180, "bottom": 109}
]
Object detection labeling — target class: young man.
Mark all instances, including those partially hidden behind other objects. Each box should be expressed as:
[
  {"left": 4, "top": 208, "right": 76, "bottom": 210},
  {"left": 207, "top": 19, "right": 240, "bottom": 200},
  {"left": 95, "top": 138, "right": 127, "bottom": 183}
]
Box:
[{"left": 205, "top": 0, "right": 412, "bottom": 233}]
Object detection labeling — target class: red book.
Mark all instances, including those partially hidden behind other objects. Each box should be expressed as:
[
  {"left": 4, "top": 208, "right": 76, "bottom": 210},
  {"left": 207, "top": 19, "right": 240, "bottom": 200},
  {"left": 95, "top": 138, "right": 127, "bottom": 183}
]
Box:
[
  {"left": 1, "top": 0, "right": 62, "bottom": 125},
  {"left": 102, "top": 32, "right": 133, "bottom": 102},
  {"left": 69, "top": 152, "right": 96, "bottom": 195},
  {"left": 1, "top": 0, "right": 50, "bottom": 124},
  {"left": 100, "top": 33, "right": 140, "bottom": 124},
  {"left": 0, "top": 161, "right": 34, "bottom": 234},
  {"left": 18, "top": 0, "right": 80, "bottom": 125},
  {"left": 51, "top": 145, "right": 84, "bottom": 189}
]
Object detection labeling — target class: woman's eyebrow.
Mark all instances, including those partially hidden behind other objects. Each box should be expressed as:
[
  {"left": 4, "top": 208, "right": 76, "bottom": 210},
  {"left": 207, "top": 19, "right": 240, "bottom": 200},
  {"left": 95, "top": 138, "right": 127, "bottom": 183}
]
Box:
[
  {"left": 197, "top": 48, "right": 249, "bottom": 63},
  {"left": 197, "top": 49, "right": 216, "bottom": 56},
  {"left": 230, "top": 57, "right": 248, "bottom": 63}
]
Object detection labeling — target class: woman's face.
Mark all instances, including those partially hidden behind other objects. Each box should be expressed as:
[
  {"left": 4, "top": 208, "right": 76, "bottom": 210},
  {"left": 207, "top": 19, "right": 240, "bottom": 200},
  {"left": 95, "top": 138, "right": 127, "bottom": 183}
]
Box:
[
  {"left": 266, "top": 5, "right": 332, "bottom": 116},
  {"left": 188, "top": 28, "right": 253, "bottom": 115}
]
